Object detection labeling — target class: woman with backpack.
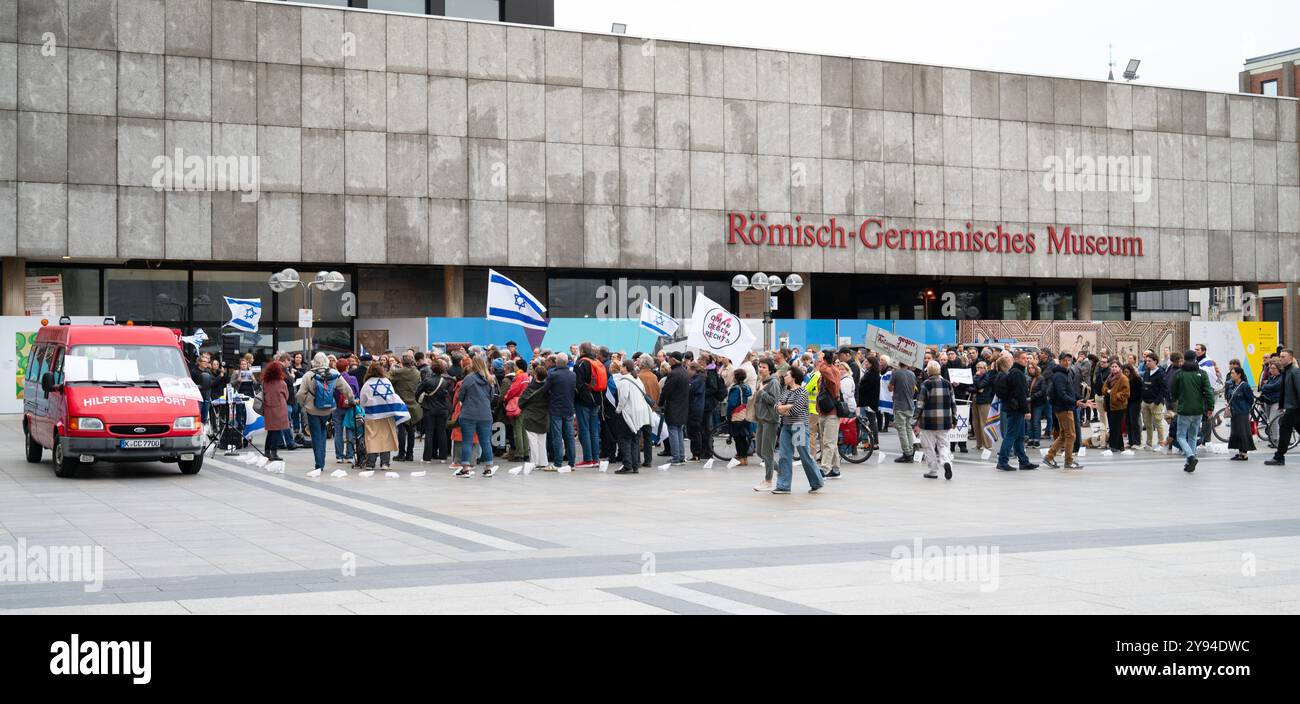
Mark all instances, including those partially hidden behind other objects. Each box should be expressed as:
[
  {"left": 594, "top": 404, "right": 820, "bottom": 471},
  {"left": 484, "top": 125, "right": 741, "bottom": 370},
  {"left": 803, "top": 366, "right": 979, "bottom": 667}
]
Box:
[
  {"left": 726, "top": 368, "right": 754, "bottom": 467},
  {"left": 418, "top": 360, "right": 453, "bottom": 463},
  {"left": 296, "top": 353, "right": 354, "bottom": 478}
]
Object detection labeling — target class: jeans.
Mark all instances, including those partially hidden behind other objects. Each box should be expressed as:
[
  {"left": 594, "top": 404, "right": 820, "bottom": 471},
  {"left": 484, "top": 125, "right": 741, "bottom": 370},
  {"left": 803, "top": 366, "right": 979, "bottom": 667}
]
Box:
[
  {"left": 667, "top": 424, "right": 686, "bottom": 463},
  {"left": 997, "top": 412, "right": 1031, "bottom": 466},
  {"left": 331, "top": 408, "right": 353, "bottom": 460},
  {"left": 894, "top": 409, "right": 915, "bottom": 456},
  {"left": 289, "top": 402, "right": 302, "bottom": 434},
  {"left": 306, "top": 413, "right": 328, "bottom": 470},
  {"left": 756, "top": 421, "right": 779, "bottom": 481},
  {"left": 1029, "top": 403, "right": 1053, "bottom": 441},
  {"left": 263, "top": 427, "right": 281, "bottom": 457},
  {"left": 575, "top": 404, "right": 601, "bottom": 463},
  {"left": 1175, "top": 414, "right": 1201, "bottom": 459},
  {"left": 459, "top": 418, "right": 495, "bottom": 466},
  {"left": 776, "top": 422, "right": 824, "bottom": 491},
  {"left": 549, "top": 414, "right": 576, "bottom": 468}
]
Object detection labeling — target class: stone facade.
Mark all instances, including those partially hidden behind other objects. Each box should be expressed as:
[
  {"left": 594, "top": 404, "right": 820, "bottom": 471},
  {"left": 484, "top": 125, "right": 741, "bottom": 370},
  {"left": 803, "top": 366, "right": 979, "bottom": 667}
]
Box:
[{"left": 1, "top": 0, "right": 1298, "bottom": 285}]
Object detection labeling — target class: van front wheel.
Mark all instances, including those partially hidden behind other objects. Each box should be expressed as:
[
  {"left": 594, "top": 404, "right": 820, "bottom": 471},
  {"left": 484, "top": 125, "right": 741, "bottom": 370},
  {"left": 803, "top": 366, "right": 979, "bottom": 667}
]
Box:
[
  {"left": 178, "top": 455, "right": 203, "bottom": 475},
  {"left": 52, "top": 436, "right": 78, "bottom": 478}
]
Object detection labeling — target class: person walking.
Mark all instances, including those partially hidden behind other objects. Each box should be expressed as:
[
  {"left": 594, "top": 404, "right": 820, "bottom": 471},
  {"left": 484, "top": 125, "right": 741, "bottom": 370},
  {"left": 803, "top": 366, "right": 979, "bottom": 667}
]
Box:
[
  {"left": 773, "top": 367, "right": 825, "bottom": 495},
  {"left": 613, "top": 360, "right": 652, "bottom": 474},
  {"left": 518, "top": 364, "right": 552, "bottom": 471},
  {"left": 359, "top": 363, "right": 405, "bottom": 473},
  {"left": 1042, "top": 352, "right": 1084, "bottom": 470},
  {"left": 542, "top": 352, "right": 578, "bottom": 470},
  {"left": 1225, "top": 366, "right": 1257, "bottom": 461},
  {"left": 297, "top": 353, "right": 353, "bottom": 478},
  {"left": 1169, "top": 351, "right": 1214, "bottom": 473},
  {"left": 994, "top": 352, "right": 1038, "bottom": 472},
  {"left": 890, "top": 359, "right": 918, "bottom": 463},
  {"left": 752, "top": 358, "right": 782, "bottom": 492},
  {"left": 658, "top": 352, "right": 690, "bottom": 466},
  {"left": 726, "top": 368, "right": 754, "bottom": 468},
  {"left": 1265, "top": 349, "right": 1300, "bottom": 466},
  {"left": 916, "top": 361, "right": 957, "bottom": 480},
  {"left": 259, "top": 361, "right": 291, "bottom": 464}
]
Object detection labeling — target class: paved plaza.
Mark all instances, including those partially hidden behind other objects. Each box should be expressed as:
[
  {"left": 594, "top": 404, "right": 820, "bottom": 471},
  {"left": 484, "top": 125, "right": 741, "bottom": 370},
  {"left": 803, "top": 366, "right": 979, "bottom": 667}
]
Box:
[{"left": 3, "top": 414, "right": 1300, "bottom": 615}]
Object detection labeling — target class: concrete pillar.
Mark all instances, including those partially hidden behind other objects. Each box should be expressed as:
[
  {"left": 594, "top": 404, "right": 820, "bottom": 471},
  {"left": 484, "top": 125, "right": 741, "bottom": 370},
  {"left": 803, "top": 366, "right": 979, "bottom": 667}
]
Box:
[
  {"left": 1288, "top": 283, "right": 1299, "bottom": 348},
  {"left": 794, "top": 273, "right": 812, "bottom": 320},
  {"left": 1242, "top": 283, "right": 1260, "bottom": 322},
  {"left": 1283, "top": 62, "right": 1296, "bottom": 97},
  {"left": 1239, "top": 70, "right": 1252, "bottom": 93},
  {"left": 1076, "top": 278, "right": 1093, "bottom": 320},
  {"left": 2, "top": 258, "right": 25, "bottom": 316},
  {"left": 443, "top": 265, "right": 464, "bottom": 318}
]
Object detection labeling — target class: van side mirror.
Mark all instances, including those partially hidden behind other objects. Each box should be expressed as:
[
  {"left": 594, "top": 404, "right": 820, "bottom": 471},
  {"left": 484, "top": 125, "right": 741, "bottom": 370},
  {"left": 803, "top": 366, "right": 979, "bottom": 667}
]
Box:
[{"left": 41, "top": 372, "right": 56, "bottom": 394}]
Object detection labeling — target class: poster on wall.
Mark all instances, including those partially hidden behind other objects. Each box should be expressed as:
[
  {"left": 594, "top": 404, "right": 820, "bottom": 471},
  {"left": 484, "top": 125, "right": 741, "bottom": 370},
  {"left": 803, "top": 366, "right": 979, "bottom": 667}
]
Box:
[
  {"left": 1189, "top": 321, "right": 1279, "bottom": 387},
  {"left": 958, "top": 321, "right": 1186, "bottom": 362},
  {"left": 356, "top": 330, "right": 390, "bottom": 356},
  {"left": 24, "top": 276, "right": 63, "bottom": 317}
]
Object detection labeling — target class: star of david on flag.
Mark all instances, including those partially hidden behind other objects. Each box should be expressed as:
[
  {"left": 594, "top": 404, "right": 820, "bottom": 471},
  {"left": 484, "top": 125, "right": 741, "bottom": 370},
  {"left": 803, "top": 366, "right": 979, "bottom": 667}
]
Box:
[
  {"left": 223, "top": 297, "right": 262, "bottom": 332},
  {"left": 486, "top": 269, "right": 548, "bottom": 332},
  {"left": 638, "top": 300, "right": 679, "bottom": 338}
]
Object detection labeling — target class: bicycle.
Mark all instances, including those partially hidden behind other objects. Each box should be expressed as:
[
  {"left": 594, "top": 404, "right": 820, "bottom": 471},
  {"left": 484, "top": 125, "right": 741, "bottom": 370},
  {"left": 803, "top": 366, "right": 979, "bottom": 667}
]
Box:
[
  {"left": 838, "top": 415, "right": 877, "bottom": 464},
  {"left": 1211, "top": 398, "right": 1297, "bottom": 450}
]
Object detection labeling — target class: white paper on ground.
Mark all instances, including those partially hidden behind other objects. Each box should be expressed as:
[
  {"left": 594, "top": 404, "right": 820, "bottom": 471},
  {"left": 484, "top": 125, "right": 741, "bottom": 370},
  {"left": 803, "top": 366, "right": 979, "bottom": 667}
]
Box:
[
  {"left": 1121, "top": 450, "right": 1135, "bottom": 456},
  {"left": 876, "top": 452, "right": 886, "bottom": 464},
  {"left": 410, "top": 471, "right": 426, "bottom": 478},
  {"left": 980, "top": 449, "right": 992, "bottom": 460},
  {"left": 599, "top": 460, "right": 609, "bottom": 472},
  {"left": 1102, "top": 450, "right": 1113, "bottom": 456},
  {"left": 266, "top": 461, "right": 284, "bottom": 473},
  {"left": 509, "top": 466, "right": 522, "bottom": 475},
  {"left": 254, "top": 456, "right": 268, "bottom": 467},
  {"left": 523, "top": 463, "right": 535, "bottom": 475},
  {"left": 558, "top": 466, "right": 573, "bottom": 473},
  {"left": 703, "top": 458, "right": 715, "bottom": 469},
  {"left": 1079, "top": 447, "right": 1087, "bottom": 457},
  {"left": 657, "top": 463, "right": 670, "bottom": 471},
  {"left": 359, "top": 471, "right": 374, "bottom": 478},
  {"left": 385, "top": 472, "right": 399, "bottom": 478}
]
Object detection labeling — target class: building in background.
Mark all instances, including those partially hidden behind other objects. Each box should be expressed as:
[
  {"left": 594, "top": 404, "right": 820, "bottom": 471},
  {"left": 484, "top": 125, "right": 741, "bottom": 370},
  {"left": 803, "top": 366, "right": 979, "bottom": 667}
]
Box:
[
  {"left": 2, "top": 0, "right": 1298, "bottom": 356},
  {"left": 276, "top": 0, "right": 554, "bottom": 26},
  {"left": 1242, "top": 48, "right": 1300, "bottom": 345}
]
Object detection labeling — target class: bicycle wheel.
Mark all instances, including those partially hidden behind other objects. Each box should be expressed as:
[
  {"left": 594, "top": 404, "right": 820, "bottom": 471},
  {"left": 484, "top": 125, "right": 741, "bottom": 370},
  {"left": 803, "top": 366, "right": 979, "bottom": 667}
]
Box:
[
  {"left": 1209, "top": 409, "right": 1231, "bottom": 443},
  {"left": 839, "top": 418, "right": 875, "bottom": 464},
  {"left": 1254, "top": 405, "right": 1272, "bottom": 443},
  {"left": 710, "top": 424, "right": 735, "bottom": 461}
]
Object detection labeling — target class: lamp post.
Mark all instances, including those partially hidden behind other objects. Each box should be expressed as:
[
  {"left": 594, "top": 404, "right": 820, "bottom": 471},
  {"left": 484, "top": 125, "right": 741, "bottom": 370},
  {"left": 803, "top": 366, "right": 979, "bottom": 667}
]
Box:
[
  {"left": 732, "top": 272, "right": 804, "bottom": 351},
  {"left": 268, "top": 268, "right": 346, "bottom": 356},
  {"left": 918, "top": 288, "right": 936, "bottom": 321}
]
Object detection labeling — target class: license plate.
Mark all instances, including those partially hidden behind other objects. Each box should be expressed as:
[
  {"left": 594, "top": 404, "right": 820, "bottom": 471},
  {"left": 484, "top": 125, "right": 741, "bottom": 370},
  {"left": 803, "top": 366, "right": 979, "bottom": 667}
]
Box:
[{"left": 120, "top": 439, "right": 162, "bottom": 449}]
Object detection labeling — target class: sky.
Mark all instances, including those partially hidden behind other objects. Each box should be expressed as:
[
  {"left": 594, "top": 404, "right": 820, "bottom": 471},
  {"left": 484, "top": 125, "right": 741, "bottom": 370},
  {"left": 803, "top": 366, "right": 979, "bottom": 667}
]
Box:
[{"left": 555, "top": 0, "right": 1300, "bottom": 93}]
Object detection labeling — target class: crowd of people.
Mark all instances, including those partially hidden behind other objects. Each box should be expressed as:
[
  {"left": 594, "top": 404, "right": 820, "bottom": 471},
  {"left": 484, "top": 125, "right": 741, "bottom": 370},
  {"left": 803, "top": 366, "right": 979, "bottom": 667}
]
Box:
[{"left": 187, "top": 337, "right": 1300, "bottom": 490}]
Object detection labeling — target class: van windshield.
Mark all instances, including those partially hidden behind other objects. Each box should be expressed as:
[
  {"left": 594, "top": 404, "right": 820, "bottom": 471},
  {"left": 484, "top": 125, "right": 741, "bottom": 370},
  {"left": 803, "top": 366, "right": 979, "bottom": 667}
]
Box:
[{"left": 65, "top": 345, "right": 188, "bottom": 383}]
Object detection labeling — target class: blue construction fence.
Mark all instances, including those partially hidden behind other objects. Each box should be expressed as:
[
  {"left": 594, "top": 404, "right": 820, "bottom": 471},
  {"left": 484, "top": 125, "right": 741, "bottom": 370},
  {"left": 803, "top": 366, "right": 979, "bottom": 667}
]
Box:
[{"left": 426, "top": 318, "right": 957, "bottom": 360}]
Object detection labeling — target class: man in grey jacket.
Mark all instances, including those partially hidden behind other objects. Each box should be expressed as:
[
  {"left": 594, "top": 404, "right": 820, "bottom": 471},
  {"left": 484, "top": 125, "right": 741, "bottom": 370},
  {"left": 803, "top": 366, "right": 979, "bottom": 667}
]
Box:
[
  {"left": 890, "top": 360, "right": 919, "bottom": 463},
  {"left": 752, "top": 358, "right": 784, "bottom": 491}
]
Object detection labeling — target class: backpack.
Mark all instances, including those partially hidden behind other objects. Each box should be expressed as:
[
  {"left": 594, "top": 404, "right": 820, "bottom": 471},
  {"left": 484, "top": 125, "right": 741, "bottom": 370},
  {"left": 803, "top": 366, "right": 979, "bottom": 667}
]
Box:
[
  {"left": 313, "top": 372, "right": 336, "bottom": 410},
  {"left": 334, "top": 384, "right": 353, "bottom": 409},
  {"left": 584, "top": 358, "right": 608, "bottom": 393},
  {"left": 816, "top": 382, "right": 837, "bottom": 415}
]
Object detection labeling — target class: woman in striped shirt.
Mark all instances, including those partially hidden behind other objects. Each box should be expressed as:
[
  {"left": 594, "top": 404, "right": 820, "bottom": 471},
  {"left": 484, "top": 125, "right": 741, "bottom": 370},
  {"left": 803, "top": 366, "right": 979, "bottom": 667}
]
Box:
[{"left": 773, "top": 367, "right": 826, "bottom": 495}]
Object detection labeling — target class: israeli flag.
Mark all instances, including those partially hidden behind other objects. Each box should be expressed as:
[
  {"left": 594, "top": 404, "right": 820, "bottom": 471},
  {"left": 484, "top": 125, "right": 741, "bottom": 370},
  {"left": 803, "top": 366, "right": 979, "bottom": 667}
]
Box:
[
  {"left": 639, "top": 300, "right": 679, "bottom": 337},
  {"left": 224, "top": 297, "right": 262, "bottom": 333},
  {"left": 242, "top": 397, "right": 265, "bottom": 438},
  {"left": 486, "top": 269, "right": 548, "bottom": 331},
  {"left": 181, "top": 327, "right": 209, "bottom": 348}
]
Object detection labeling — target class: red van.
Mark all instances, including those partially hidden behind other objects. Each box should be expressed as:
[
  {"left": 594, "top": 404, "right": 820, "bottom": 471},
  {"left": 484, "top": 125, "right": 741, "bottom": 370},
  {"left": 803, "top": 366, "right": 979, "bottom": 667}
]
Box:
[{"left": 23, "top": 323, "right": 205, "bottom": 477}]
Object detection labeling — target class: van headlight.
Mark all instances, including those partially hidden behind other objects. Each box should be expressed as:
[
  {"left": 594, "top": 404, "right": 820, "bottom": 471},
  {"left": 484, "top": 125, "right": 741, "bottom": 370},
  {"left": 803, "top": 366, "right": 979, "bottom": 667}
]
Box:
[
  {"left": 69, "top": 417, "right": 104, "bottom": 431},
  {"left": 173, "top": 416, "right": 200, "bottom": 430}
]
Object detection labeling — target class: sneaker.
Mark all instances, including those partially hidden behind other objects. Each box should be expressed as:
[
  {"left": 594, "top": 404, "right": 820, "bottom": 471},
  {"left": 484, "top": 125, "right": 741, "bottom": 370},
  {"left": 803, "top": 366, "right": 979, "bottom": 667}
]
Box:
[
  {"left": 448, "top": 463, "right": 464, "bottom": 471},
  {"left": 1018, "top": 463, "right": 1039, "bottom": 471},
  {"left": 823, "top": 469, "right": 842, "bottom": 480},
  {"left": 808, "top": 486, "right": 823, "bottom": 494},
  {"left": 335, "top": 458, "right": 345, "bottom": 464},
  {"left": 771, "top": 487, "right": 791, "bottom": 494},
  {"left": 894, "top": 455, "right": 914, "bottom": 464},
  {"left": 576, "top": 461, "right": 599, "bottom": 469},
  {"left": 614, "top": 467, "right": 639, "bottom": 474},
  {"left": 306, "top": 469, "right": 322, "bottom": 478},
  {"left": 996, "top": 464, "right": 1016, "bottom": 472},
  {"left": 1185, "top": 457, "right": 1198, "bottom": 473},
  {"left": 542, "top": 465, "right": 558, "bottom": 472},
  {"left": 1041, "top": 458, "right": 1060, "bottom": 468},
  {"left": 670, "top": 461, "right": 686, "bottom": 467},
  {"left": 329, "top": 469, "right": 348, "bottom": 479},
  {"left": 482, "top": 466, "right": 499, "bottom": 478},
  {"left": 1265, "top": 458, "right": 1286, "bottom": 466},
  {"left": 1064, "top": 462, "right": 1084, "bottom": 470},
  {"left": 753, "top": 480, "right": 773, "bottom": 492},
  {"left": 454, "top": 468, "right": 473, "bottom": 478},
  {"left": 923, "top": 470, "right": 939, "bottom": 479},
  {"left": 944, "top": 462, "right": 952, "bottom": 480}
]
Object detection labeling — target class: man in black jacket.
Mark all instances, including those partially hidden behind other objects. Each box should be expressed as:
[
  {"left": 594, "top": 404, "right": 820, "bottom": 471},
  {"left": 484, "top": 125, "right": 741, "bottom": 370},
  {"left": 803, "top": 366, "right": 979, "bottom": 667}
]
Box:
[
  {"left": 1042, "top": 352, "right": 1084, "bottom": 470},
  {"left": 995, "top": 352, "right": 1038, "bottom": 471},
  {"left": 857, "top": 353, "right": 882, "bottom": 447},
  {"left": 1265, "top": 349, "right": 1300, "bottom": 465},
  {"left": 658, "top": 353, "right": 691, "bottom": 465}
]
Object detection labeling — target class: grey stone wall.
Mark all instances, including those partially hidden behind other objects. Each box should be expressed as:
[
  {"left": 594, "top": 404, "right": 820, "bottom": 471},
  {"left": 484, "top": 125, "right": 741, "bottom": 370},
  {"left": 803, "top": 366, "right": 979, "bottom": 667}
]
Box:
[{"left": 0, "top": 0, "right": 1298, "bottom": 284}]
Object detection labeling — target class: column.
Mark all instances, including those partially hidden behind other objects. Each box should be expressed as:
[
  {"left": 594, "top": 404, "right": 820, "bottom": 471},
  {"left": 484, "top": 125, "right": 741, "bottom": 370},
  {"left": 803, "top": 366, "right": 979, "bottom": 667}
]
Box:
[
  {"left": 2, "top": 258, "right": 25, "bottom": 316},
  {"left": 1241, "top": 283, "right": 1260, "bottom": 322},
  {"left": 1288, "top": 283, "right": 1299, "bottom": 348},
  {"left": 443, "top": 265, "right": 464, "bottom": 318},
  {"left": 794, "top": 272, "right": 812, "bottom": 320},
  {"left": 1076, "top": 278, "right": 1093, "bottom": 320}
]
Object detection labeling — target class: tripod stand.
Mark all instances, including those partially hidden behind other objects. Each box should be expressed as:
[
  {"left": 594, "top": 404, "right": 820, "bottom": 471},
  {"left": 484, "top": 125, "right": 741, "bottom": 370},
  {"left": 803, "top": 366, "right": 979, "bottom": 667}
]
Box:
[{"left": 204, "top": 384, "right": 265, "bottom": 459}]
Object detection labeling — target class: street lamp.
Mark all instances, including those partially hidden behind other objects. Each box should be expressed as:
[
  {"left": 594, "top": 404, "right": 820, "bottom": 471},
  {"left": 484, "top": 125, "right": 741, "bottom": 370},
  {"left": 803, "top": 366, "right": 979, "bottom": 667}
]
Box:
[
  {"left": 733, "top": 272, "right": 803, "bottom": 350},
  {"left": 918, "top": 288, "right": 936, "bottom": 321},
  {"left": 268, "top": 268, "right": 345, "bottom": 356}
]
